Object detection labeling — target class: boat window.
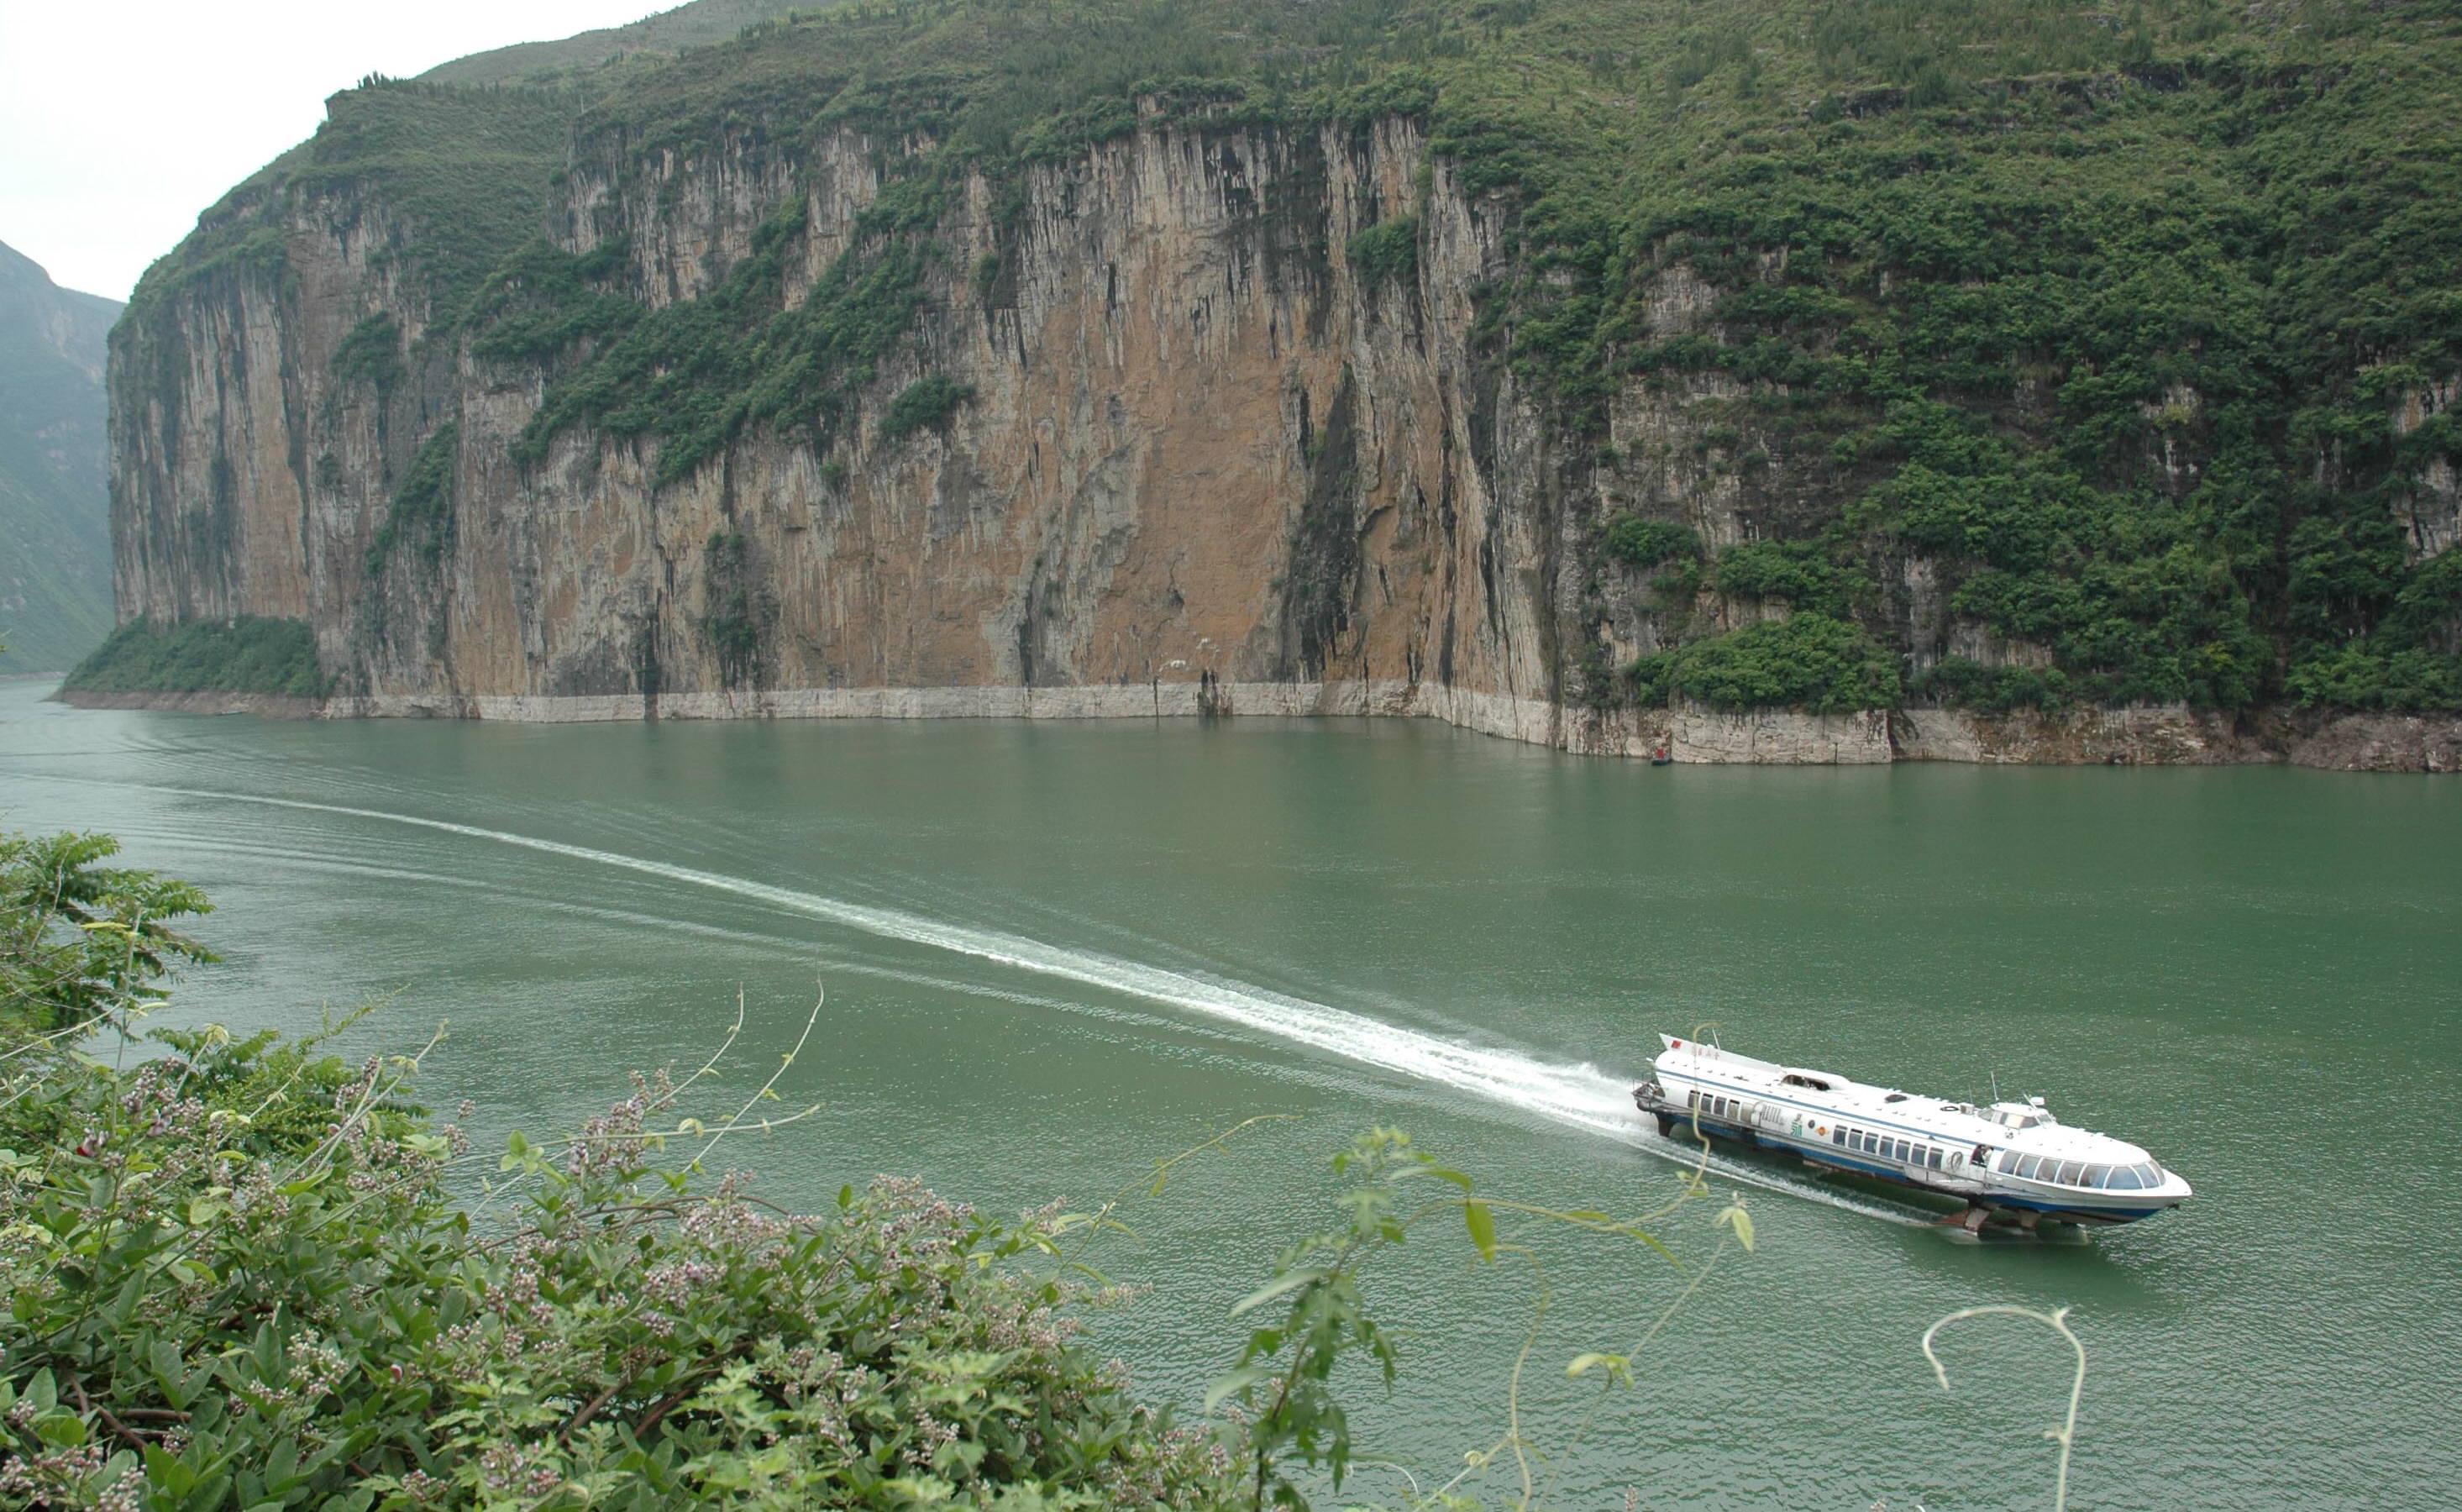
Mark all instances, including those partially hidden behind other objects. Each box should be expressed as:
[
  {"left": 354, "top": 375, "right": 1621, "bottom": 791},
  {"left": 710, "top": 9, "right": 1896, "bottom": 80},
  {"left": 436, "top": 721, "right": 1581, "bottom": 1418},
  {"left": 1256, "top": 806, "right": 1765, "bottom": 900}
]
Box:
[
  {"left": 2139, "top": 1163, "right": 2163, "bottom": 1187},
  {"left": 2015, "top": 1154, "right": 2041, "bottom": 1179},
  {"left": 1926, "top": 1147, "right": 1943, "bottom": 1169},
  {"left": 1831, "top": 1127, "right": 1845, "bottom": 1146},
  {"left": 1688, "top": 1089, "right": 1700, "bottom": 1110},
  {"left": 2057, "top": 1162, "right": 2083, "bottom": 1186},
  {"left": 2085, "top": 1164, "right": 2112, "bottom": 1188},
  {"left": 2107, "top": 1166, "right": 2143, "bottom": 1190},
  {"left": 1893, "top": 1140, "right": 1911, "bottom": 1163}
]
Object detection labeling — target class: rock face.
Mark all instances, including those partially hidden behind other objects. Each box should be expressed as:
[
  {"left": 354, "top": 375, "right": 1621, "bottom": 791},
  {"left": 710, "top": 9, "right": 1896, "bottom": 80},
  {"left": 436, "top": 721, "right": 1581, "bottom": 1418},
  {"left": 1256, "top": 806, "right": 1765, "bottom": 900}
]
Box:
[
  {"left": 97, "top": 82, "right": 2460, "bottom": 772},
  {"left": 111, "top": 112, "right": 1588, "bottom": 738},
  {"left": 0, "top": 239, "right": 120, "bottom": 673}
]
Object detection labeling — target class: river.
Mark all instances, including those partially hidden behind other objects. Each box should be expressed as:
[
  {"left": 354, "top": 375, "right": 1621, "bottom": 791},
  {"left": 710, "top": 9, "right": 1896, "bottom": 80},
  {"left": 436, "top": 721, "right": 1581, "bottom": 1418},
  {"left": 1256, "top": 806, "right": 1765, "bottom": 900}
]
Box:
[{"left": 2, "top": 679, "right": 2454, "bottom": 1509}]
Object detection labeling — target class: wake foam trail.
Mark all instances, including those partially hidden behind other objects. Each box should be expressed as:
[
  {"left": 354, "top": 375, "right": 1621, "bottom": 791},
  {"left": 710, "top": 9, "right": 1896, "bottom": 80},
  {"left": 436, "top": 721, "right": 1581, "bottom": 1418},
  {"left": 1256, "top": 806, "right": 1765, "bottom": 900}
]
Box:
[{"left": 55, "top": 777, "right": 1924, "bottom": 1224}]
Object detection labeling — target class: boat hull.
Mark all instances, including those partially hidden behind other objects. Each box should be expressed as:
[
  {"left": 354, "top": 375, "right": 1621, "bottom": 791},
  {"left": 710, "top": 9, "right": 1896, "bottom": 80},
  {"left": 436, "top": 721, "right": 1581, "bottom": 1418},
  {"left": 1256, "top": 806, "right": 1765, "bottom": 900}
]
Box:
[{"left": 1634, "top": 1081, "right": 2172, "bottom": 1226}]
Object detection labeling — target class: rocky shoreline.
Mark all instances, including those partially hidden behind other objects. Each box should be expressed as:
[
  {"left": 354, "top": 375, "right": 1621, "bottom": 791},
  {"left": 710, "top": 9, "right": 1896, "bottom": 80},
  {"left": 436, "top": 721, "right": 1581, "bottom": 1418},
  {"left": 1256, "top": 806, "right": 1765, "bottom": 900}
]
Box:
[{"left": 54, "top": 680, "right": 2460, "bottom": 773}]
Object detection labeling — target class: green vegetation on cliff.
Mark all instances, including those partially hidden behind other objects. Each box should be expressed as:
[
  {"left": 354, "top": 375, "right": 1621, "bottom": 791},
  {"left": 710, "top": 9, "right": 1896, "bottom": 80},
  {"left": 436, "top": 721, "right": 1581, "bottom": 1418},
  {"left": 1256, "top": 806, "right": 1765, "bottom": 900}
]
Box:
[
  {"left": 1631, "top": 613, "right": 1902, "bottom": 714},
  {"left": 365, "top": 423, "right": 459, "bottom": 578},
  {"left": 123, "top": 0, "right": 2462, "bottom": 715},
  {"left": 125, "top": 81, "right": 580, "bottom": 328},
  {"left": 64, "top": 617, "right": 327, "bottom": 699}
]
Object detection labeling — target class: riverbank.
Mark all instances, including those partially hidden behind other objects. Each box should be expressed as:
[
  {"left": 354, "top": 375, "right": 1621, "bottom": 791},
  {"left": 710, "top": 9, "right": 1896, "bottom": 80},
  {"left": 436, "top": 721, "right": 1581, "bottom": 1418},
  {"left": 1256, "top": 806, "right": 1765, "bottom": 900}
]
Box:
[{"left": 51, "top": 679, "right": 2461, "bottom": 772}]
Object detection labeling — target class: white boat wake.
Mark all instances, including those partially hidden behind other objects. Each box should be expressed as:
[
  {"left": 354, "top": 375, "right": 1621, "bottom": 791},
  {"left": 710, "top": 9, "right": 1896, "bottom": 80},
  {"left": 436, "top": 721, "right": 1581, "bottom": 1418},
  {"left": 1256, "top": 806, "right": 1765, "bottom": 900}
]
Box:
[{"left": 39, "top": 777, "right": 1928, "bottom": 1225}]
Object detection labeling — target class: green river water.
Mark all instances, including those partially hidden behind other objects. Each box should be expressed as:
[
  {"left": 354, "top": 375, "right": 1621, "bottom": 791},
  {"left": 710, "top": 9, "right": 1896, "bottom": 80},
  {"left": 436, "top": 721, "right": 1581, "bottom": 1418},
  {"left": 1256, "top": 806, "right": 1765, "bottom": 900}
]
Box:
[{"left": 2, "top": 680, "right": 2455, "bottom": 1509}]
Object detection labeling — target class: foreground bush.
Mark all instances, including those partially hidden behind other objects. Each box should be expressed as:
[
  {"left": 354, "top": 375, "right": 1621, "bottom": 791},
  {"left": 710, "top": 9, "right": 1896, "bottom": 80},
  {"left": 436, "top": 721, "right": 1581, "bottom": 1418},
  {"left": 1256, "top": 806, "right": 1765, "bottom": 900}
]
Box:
[
  {"left": 0, "top": 1022, "right": 1238, "bottom": 1509},
  {"left": 0, "top": 828, "right": 1240, "bottom": 1509}
]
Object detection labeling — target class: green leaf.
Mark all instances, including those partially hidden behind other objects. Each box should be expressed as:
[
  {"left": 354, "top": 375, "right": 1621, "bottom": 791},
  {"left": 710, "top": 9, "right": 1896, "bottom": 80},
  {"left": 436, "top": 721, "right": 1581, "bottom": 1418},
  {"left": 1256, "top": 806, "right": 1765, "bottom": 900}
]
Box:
[
  {"left": 1718, "top": 1202, "right": 1756, "bottom": 1252},
  {"left": 837, "top": 1183, "right": 853, "bottom": 1210},
  {"left": 1464, "top": 1200, "right": 1497, "bottom": 1262},
  {"left": 1567, "top": 1352, "right": 1629, "bottom": 1378},
  {"left": 1231, "top": 1268, "right": 1330, "bottom": 1317},
  {"left": 1204, "top": 1365, "right": 1272, "bottom": 1411}
]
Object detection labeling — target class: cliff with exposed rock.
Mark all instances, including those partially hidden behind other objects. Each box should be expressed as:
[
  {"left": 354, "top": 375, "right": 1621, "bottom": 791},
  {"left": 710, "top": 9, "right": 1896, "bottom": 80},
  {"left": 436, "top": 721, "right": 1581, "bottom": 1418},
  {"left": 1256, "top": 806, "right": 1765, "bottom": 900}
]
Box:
[{"left": 76, "top": 0, "right": 2462, "bottom": 770}]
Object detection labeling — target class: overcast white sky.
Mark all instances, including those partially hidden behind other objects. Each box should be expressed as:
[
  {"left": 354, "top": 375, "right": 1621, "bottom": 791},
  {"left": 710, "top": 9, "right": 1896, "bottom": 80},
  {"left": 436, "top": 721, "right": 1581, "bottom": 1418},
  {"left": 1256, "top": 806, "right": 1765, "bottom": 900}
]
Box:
[{"left": 1, "top": 1, "right": 662, "bottom": 302}]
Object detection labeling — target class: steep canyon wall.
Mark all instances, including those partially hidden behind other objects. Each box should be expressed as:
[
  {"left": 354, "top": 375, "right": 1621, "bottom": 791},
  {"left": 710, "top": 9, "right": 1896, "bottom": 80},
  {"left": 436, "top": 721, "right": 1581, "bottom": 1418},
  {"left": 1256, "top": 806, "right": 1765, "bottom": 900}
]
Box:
[{"left": 93, "top": 97, "right": 2459, "bottom": 771}]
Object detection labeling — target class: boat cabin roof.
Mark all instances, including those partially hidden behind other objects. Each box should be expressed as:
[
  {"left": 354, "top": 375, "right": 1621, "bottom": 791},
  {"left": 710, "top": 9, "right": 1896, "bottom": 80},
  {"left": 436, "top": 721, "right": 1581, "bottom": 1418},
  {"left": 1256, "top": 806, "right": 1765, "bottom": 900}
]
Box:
[{"left": 1652, "top": 1035, "right": 2148, "bottom": 1164}]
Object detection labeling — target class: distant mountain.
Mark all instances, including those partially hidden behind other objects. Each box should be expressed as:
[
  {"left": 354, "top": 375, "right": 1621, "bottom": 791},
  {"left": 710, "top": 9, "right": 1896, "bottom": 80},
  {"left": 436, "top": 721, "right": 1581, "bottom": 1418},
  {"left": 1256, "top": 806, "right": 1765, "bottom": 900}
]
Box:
[
  {"left": 418, "top": 0, "right": 812, "bottom": 87},
  {"left": 0, "top": 239, "right": 118, "bottom": 675}
]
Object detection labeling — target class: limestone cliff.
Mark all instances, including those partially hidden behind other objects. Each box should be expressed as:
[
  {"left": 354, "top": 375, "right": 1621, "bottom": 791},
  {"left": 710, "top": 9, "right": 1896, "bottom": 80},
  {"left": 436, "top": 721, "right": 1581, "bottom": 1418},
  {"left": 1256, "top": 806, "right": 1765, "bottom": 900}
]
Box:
[
  {"left": 108, "top": 107, "right": 1584, "bottom": 740},
  {"left": 86, "top": 1, "right": 2462, "bottom": 770}
]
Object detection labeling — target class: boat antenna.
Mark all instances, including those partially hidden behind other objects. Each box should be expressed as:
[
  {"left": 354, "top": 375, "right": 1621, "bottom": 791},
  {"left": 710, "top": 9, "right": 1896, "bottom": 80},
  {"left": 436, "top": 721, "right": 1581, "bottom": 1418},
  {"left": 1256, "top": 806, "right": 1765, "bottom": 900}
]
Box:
[{"left": 1989, "top": 1069, "right": 2001, "bottom": 1105}]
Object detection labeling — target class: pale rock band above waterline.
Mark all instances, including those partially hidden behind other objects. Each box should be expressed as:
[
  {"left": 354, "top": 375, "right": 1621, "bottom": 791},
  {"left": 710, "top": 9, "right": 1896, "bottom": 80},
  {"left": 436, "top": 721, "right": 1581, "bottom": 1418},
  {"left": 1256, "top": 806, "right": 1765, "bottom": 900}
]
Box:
[{"left": 55, "top": 679, "right": 2462, "bottom": 771}]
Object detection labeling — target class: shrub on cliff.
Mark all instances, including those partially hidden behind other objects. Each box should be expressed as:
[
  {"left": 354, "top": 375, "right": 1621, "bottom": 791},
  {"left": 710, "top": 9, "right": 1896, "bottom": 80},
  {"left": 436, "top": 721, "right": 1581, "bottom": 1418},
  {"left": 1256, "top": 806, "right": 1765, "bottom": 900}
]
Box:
[
  {"left": 879, "top": 375, "right": 976, "bottom": 443},
  {"left": 62, "top": 618, "right": 328, "bottom": 700},
  {"left": 1630, "top": 613, "right": 1902, "bottom": 714},
  {"left": 1344, "top": 218, "right": 1419, "bottom": 288},
  {"left": 1599, "top": 516, "right": 1699, "bottom": 574}
]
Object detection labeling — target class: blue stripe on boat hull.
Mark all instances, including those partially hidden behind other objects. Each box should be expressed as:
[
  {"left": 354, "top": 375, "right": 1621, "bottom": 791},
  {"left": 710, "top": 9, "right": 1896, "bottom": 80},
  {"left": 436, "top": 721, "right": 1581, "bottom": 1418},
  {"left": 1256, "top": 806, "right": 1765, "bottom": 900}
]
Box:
[{"left": 1666, "top": 1117, "right": 2167, "bottom": 1224}]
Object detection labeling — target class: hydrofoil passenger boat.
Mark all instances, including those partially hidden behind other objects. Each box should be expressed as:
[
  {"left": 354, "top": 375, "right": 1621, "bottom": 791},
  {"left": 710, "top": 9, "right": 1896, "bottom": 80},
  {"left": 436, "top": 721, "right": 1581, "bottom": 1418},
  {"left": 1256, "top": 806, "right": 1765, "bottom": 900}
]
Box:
[{"left": 1632, "top": 1034, "right": 2191, "bottom": 1231}]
